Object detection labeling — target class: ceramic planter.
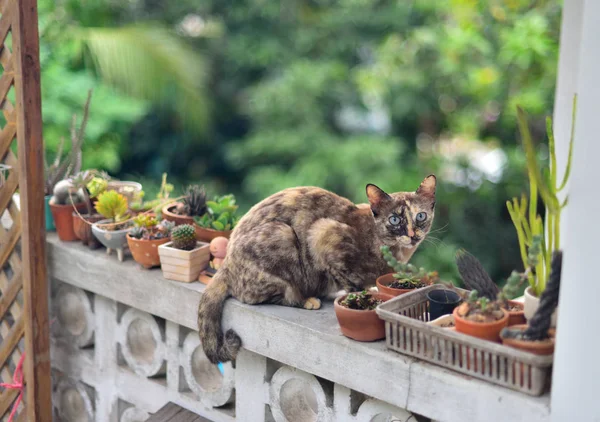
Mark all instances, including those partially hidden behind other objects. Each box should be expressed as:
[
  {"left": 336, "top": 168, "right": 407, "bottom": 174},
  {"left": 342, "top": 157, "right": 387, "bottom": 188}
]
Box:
[
  {"left": 161, "top": 202, "right": 194, "bottom": 226},
  {"left": 106, "top": 181, "right": 143, "bottom": 204},
  {"left": 524, "top": 286, "right": 558, "bottom": 327},
  {"left": 500, "top": 324, "right": 555, "bottom": 355},
  {"left": 91, "top": 219, "right": 132, "bottom": 262},
  {"left": 127, "top": 235, "right": 170, "bottom": 269},
  {"left": 334, "top": 292, "right": 393, "bottom": 341},
  {"left": 44, "top": 195, "right": 55, "bottom": 231},
  {"left": 194, "top": 225, "right": 233, "bottom": 242},
  {"left": 375, "top": 273, "right": 428, "bottom": 297},
  {"left": 49, "top": 200, "right": 86, "bottom": 241},
  {"left": 452, "top": 307, "right": 509, "bottom": 342},
  {"left": 506, "top": 300, "right": 526, "bottom": 327},
  {"left": 73, "top": 213, "right": 103, "bottom": 249},
  {"left": 426, "top": 289, "right": 461, "bottom": 321},
  {"left": 158, "top": 241, "right": 210, "bottom": 282}
]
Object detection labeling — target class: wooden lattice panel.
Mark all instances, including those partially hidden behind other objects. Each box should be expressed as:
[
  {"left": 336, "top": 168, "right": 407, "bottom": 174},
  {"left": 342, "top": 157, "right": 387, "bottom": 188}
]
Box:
[
  {"left": 0, "top": 0, "right": 24, "bottom": 418},
  {"left": 0, "top": 0, "right": 51, "bottom": 419}
]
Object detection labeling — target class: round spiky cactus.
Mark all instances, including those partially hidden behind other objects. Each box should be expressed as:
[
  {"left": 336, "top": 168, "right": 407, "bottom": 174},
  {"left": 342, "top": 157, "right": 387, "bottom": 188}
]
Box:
[{"left": 171, "top": 224, "right": 197, "bottom": 250}]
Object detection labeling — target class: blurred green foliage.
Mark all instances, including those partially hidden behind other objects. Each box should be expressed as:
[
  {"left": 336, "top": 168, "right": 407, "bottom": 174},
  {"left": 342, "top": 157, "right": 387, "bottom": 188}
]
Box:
[{"left": 39, "top": 0, "right": 562, "bottom": 285}]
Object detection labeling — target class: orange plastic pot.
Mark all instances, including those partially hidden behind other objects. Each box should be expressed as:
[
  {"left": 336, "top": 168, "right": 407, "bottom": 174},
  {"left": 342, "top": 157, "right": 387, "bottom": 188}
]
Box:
[
  {"left": 334, "top": 292, "right": 393, "bottom": 341},
  {"left": 375, "top": 273, "right": 427, "bottom": 297},
  {"left": 73, "top": 213, "right": 104, "bottom": 248},
  {"left": 453, "top": 307, "right": 509, "bottom": 342},
  {"left": 126, "top": 234, "right": 170, "bottom": 269},
  {"left": 50, "top": 201, "right": 86, "bottom": 241},
  {"left": 505, "top": 300, "right": 526, "bottom": 327},
  {"left": 500, "top": 324, "right": 555, "bottom": 355}
]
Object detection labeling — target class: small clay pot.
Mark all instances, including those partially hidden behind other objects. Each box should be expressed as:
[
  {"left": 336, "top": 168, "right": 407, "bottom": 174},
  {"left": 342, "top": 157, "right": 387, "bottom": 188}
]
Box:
[
  {"left": 505, "top": 300, "right": 526, "bottom": 327},
  {"left": 50, "top": 200, "right": 86, "bottom": 241},
  {"left": 500, "top": 324, "right": 555, "bottom": 355},
  {"left": 44, "top": 195, "right": 55, "bottom": 231},
  {"left": 375, "top": 273, "right": 427, "bottom": 297},
  {"left": 126, "top": 234, "right": 170, "bottom": 269},
  {"left": 453, "top": 307, "right": 509, "bottom": 342},
  {"left": 427, "top": 289, "right": 461, "bottom": 321},
  {"left": 161, "top": 202, "right": 195, "bottom": 226},
  {"left": 73, "top": 213, "right": 104, "bottom": 249},
  {"left": 195, "top": 225, "right": 233, "bottom": 242},
  {"left": 334, "top": 292, "right": 393, "bottom": 342}
]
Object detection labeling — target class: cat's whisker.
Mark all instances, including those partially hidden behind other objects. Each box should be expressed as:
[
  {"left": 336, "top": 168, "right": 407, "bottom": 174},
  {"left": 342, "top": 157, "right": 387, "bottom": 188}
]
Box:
[{"left": 428, "top": 223, "right": 449, "bottom": 235}]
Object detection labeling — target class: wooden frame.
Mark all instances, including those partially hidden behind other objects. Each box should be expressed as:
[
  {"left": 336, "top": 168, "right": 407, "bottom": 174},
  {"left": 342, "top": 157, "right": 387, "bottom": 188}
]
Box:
[{"left": 0, "top": 0, "right": 51, "bottom": 419}]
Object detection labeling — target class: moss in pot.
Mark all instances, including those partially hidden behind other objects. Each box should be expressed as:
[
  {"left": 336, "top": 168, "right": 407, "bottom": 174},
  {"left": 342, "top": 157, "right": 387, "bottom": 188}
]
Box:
[
  {"left": 334, "top": 290, "right": 392, "bottom": 342},
  {"left": 376, "top": 245, "right": 438, "bottom": 297}
]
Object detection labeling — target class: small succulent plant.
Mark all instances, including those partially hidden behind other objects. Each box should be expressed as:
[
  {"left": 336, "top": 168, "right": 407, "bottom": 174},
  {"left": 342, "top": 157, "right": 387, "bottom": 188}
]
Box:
[
  {"left": 340, "top": 290, "right": 382, "bottom": 310},
  {"left": 95, "top": 190, "right": 129, "bottom": 229},
  {"left": 194, "top": 194, "right": 240, "bottom": 231},
  {"left": 183, "top": 184, "right": 207, "bottom": 217},
  {"left": 129, "top": 215, "right": 174, "bottom": 240},
  {"left": 171, "top": 224, "right": 197, "bottom": 250},
  {"left": 380, "top": 245, "right": 438, "bottom": 288}
]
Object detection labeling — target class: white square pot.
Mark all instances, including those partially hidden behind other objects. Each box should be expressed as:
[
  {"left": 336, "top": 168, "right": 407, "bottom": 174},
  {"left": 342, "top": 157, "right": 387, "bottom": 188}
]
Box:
[{"left": 158, "top": 241, "right": 210, "bottom": 282}]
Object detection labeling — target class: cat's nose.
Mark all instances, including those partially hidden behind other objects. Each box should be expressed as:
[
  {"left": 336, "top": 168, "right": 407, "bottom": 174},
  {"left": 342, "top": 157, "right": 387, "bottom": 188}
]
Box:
[{"left": 407, "top": 228, "right": 415, "bottom": 238}]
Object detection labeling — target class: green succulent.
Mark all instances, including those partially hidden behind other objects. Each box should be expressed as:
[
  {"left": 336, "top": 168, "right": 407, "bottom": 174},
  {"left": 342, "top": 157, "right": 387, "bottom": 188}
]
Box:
[{"left": 194, "top": 194, "right": 241, "bottom": 231}]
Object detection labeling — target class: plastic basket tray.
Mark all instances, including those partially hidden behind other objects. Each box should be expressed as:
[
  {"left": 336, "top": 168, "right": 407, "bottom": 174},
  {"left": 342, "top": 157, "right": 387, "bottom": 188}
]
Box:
[{"left": 375, "top": 284, "right": 553, "bottom": 396}]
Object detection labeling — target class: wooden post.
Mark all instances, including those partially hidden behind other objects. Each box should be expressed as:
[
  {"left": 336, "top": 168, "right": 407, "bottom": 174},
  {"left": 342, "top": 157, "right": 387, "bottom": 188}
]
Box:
[{"left": 12, "top": 0, "right": 53, "bottom": 419}]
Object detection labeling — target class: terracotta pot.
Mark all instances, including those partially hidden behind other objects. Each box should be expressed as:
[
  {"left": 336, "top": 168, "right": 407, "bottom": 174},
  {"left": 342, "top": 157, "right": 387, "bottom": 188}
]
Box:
[
  {"left": 194, "top": 225, "right": 233, "bottom": 242},
  {"left": 50, "top": 200, "right": 86, "bottom": 241},
  {"left": 106, "top": 181, "right": 143, "bottom": 204},
  {"left": 91, "top": 219, "right": 132, "bottom": 262},
  {"left": 158, "top": 241, "right": 211, "bottom": 282},
  {"left": 127, "top": 234, "right": 170, "bottom": 269},
  {"left": 44, "top": 195, "right": 55, "bottom": 231},
  {"left": 161, "top": 202, "right": 195, "bottom": 226},
  {"left": 505, "top": 300, "right": 526, "bottom": 327},
  {"left": 375, "top": 273, "right": 427, "bottom": 297},
  {"left": 524, "top": 286, "right": 558, "bottom": 327},
  {"left": 452, "top": 307, "right": 509, "bottom": 342},
  {"left": 334, "top": 292, "right": 393, "bottom": 342},
  {"left": 73, "top": 213, "right": 104, "bottom": 249},
  {"left": 500, "top": 324, "right": 555, "bottom": 355}
]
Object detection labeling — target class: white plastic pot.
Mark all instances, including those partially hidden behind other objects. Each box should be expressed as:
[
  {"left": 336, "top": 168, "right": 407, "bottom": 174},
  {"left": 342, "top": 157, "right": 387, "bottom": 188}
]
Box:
[{"left": 524, "top": 286, "right": 558, "bottom": 328}]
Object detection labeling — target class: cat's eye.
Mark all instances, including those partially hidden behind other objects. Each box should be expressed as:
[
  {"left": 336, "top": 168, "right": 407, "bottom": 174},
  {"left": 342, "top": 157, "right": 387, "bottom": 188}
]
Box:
[
  {"left": 389, "top": 215, "right": 401, "bottom": 225},
  {"left": 416, "top": 212, "right": 427, "bottom": 222}
]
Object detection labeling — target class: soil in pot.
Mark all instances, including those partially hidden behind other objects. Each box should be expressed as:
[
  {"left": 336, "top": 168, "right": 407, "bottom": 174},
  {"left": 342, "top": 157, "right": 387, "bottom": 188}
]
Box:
[
  {"left": 500, "top": 324, "right": 555, "bottom": 355},
  {"left": 334, "top": 291, "right": 393, "bottom": 341},
  {"left": 73, "top": 213, "right": 104, "bottom": 249},
  {"left": 376, "top": 273, "right": 429, "bottom": 297},
  {"left": 427, "top": 289, "right": 461, "bottom": 321},
  {"left": 453, "top": 302, "right": 509, "bottom": 342},
  {"left": 127, "top": 234, "right": 170, "bottom": 269},
  {"left": 50, "top": 200, "right": 86, "bottom": 241}
]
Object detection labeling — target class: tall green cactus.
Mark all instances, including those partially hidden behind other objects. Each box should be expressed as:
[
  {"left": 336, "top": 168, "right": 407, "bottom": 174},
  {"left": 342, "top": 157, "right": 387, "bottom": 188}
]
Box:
[{"left": 507, "top": 95, "right": 576, "bottom": 297}]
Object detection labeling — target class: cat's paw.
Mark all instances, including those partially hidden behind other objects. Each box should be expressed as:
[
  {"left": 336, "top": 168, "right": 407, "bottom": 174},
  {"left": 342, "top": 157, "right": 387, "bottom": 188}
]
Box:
[{"left": 303, "top": 297, "right": 322, "bottom": 310}]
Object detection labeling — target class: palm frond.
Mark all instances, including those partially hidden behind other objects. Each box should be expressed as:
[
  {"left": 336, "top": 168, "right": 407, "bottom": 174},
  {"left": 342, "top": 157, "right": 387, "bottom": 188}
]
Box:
[{"left": 80, "top": 25, "right": 209, "bottom": 134}]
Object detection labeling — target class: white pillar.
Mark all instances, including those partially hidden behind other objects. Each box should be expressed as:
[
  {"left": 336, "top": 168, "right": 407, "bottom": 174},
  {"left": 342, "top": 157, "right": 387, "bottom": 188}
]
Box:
[{"left": 551, "top": 1, "right": 600, "bottom": 420}]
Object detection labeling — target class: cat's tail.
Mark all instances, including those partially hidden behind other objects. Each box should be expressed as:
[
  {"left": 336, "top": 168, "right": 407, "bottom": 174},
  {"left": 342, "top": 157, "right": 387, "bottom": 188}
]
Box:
[{"left": 198, "top": 269, "right": 242, "bottom": 364}]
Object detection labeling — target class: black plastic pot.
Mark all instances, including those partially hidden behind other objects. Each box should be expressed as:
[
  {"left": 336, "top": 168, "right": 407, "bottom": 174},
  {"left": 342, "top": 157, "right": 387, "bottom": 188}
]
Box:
[{"left": 427, "top": 289, "right": 461, "bottom": 321}]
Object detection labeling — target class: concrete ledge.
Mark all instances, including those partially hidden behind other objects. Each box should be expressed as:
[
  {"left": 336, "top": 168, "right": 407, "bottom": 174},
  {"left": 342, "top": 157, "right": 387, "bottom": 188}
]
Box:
[{"left": 47, "top": 234, "right": 551, "bottom": 422}]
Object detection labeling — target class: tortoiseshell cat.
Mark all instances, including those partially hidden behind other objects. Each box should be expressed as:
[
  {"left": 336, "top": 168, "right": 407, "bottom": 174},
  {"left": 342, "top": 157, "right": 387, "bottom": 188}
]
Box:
[{"left": 198, "top": 175, "right": 436, "bottom": 363}]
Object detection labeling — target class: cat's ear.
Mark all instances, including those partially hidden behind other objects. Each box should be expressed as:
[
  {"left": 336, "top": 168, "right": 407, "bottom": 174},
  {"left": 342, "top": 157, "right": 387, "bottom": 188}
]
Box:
[
  {"left": 366, "top": 184, "right": 391, "bottom": 215},
  {"left": 416, "top": 174, "right": 436, "bottom": 198}
]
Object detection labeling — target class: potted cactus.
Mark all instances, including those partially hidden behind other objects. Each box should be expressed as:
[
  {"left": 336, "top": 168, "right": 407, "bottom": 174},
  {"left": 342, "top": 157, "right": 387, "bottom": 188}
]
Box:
[
  {"left": 127, "top": 215, "right": 175, "bottom": 269},
  {"left": 158, "top": 224, "right": 210, "bottom": 282},
  {"left": 162, "top": 184, "right": 208, "bottom": 226},
  {"left": 334, "top": 290, "right": 393, "bottom": 341},
  {"left": 376, "top": 245, "right": 439, "bottom": 297},
  {"left": 48, "top": 179, "right": 87, "bottom": 241},
  {"left": 453, "top": 291, "right": 509, "bottom": 342},
  {"left": 193, "top": 194, "right": 241, "bottom": 241},
  {"left": 91, "top": 190, "right": 133, "bottom": 262},
  {"left": 69, "top": 170, "right": 110, "bottom": 248}
]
